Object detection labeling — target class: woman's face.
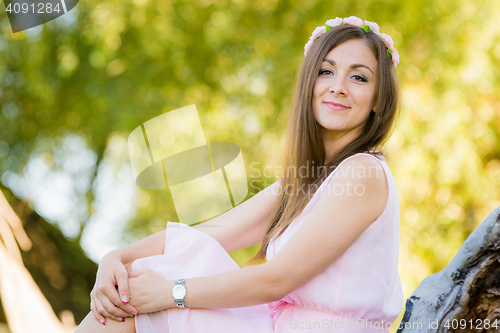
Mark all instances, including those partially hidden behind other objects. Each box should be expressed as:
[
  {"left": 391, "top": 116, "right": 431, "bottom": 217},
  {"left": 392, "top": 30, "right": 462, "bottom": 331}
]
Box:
[{"left": 312, "top": 39, "right": 378, "bottom": 141}]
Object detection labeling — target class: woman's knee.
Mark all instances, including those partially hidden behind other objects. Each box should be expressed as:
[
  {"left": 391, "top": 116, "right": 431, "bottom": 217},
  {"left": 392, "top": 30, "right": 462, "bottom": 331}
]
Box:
[{"left": 74, "top": 312, "right": 136, "bottom": 333}]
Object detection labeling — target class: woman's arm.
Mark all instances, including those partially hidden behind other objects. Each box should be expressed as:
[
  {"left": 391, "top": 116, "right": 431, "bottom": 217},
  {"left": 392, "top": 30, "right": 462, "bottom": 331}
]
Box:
[
  {"left": 110, "top": 178, "right": 280, "bottom": 265},
  {"left": 192, "top": 179, "right": 280, "bottom": 253},
  {"left": 105, "top": 230, "right": 167, "bottom": 271},
  {"left": 91, "top": 180, "right": 280, "bottom": 324},
  {"left": 127, "top": 260, "right": 280, "bottom": 313},
  {"left": 127, "top": 155, "right": 388, "bottom": 312}
]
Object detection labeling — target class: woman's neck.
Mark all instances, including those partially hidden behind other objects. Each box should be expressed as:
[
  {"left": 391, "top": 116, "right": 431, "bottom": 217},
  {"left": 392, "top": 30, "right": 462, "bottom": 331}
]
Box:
[{"left": 321, "top": 126, "right": 361, "bottom": 164}]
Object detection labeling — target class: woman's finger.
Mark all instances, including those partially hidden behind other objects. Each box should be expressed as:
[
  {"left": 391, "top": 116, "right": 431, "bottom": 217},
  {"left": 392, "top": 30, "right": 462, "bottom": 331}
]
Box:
[
  {"left": 115, "top": 275, "right": 140, "bottom": 315},
  {"left": 97, "top": 282, "right": 122, "bottom": 306},
  {"left": 97, "top": 283, "right": 128, "bottom": 313},
  {"left": 116, "top": 272, "right": 130, "bottom": 304},
  {"left": 94, "top": 295, "right": 125, "bottom": 323},
  {"left": 97, "top": 282, "right": 138, "bottom": 316},
  {"left": 90, "top": 296, "right": 107, "bottom": 326},
  {"left": 96, "top": 292, "right": 132, "bottom": 320}
]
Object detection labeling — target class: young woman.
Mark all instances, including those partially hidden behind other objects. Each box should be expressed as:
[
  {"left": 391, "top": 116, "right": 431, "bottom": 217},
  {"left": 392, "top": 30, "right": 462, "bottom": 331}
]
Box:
[{"left": 75, "top": 16, "right": 404, "bottom": 333}]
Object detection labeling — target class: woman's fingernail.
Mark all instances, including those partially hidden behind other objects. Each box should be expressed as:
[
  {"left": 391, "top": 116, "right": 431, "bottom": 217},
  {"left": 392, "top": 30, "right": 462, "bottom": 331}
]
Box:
[
  {"left": 100, "top": 319, "right": 105, "bottom": 325},
  {"left": 121, "top": 295, "right": 129, "bottom": 303},
  {"left": 136, "top": 313, "right": 140, "bottom": 316}
]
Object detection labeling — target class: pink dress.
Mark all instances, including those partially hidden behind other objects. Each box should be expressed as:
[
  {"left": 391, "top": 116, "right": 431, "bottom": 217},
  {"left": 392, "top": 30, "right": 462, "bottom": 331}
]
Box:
[{"left": 132, "top": 152, "right": 404, "bottom": 332}]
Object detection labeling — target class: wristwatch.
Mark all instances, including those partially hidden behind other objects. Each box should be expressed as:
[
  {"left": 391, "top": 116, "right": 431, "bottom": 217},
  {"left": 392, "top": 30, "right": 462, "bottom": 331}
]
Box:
[{"left": 171, "top": 278, "right": 187, "bottom": 308}]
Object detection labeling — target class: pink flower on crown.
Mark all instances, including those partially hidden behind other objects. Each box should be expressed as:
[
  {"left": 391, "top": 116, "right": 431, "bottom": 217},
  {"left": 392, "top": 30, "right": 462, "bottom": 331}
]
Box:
[
  {"left": 325, "top": 17, "right": 343, "bottom": 27},
  {"left": 309, "top": 26, "right": 327, "bottom": 41},
  {"left": 363, "top": 20, "right": 380, "bottom": 34},
  {"left": 304, "top": 39, "right": 314, "bottom": 56},
  {"left": 391, "top": 49, "right": 400, "bottom": 68},
  {"left": 342, "top": 16, "right": 363, "bottom": 27},
  {"left": 380, "top": 33, "right": 395, "bottom": 50}
]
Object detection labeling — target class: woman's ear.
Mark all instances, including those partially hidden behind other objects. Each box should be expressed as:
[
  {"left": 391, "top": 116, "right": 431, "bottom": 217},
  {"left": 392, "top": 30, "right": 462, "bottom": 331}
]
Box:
[
  {"left": 371, "top": 96, "right": 379, "bottom": 114},
  {"left": 372, "top": 103, "right": 378, "bottom": 114}
]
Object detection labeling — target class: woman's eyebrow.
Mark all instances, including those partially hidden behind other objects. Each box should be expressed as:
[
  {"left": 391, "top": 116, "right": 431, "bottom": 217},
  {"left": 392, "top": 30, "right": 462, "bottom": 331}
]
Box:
[{"left": 322, "top": 58, "right": 374, "bottom": 74}]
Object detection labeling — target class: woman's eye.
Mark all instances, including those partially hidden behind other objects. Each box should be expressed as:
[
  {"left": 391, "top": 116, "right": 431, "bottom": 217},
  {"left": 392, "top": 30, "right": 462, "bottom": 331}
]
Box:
[
  {"left": 352, "top": 75, "right": 367, "bottom": 82},
  {"left": 319, "top": 69, "right": 333, "bottom": 75}
]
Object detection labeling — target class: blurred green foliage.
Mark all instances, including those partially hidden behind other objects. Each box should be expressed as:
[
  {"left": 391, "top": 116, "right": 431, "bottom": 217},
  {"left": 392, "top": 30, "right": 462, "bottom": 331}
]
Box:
[{"left": 1, "top": 0, "right": 500, "bottom": 329}]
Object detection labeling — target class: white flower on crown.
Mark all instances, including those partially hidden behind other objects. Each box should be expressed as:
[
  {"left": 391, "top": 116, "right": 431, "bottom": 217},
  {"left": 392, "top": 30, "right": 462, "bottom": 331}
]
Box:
[
  {"left": 325, "top": 17, "right": 343, "bottom": 27},
  {"left": 363, "top": 20, "right": 380, "bottom": 34},
  {"left": 391, "top": 49, "right": 400, "bottom": 67},
  {"left": 309, "top": 26, "right": 327, "bottom": 41},
  {"left": 380, "top": 33, "right": 395, "bottom": 50},
  {"left": 304, "top": 39, "right": 314, "bottom": 56},
  {"left": 342, "top": 16, "right": 363, "bottom": 27}
]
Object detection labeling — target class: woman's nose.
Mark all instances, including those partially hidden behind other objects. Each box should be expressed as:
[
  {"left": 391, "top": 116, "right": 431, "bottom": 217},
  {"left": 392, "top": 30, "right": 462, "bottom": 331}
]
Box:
[{"left": 329, "top": 77, "right": 347, "bottom": 96}]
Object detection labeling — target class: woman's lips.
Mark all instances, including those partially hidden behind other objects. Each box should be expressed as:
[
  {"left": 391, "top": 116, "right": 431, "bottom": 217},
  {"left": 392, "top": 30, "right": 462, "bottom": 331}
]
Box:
[{"left": 324, "top": 102, "right": 350, "bottom": 111}]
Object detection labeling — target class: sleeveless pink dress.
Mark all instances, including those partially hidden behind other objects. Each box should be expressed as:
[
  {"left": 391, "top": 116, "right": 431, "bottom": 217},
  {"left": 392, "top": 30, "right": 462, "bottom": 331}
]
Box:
[{"left": 132, "top": 152, "right": 404, "bottom": 332}]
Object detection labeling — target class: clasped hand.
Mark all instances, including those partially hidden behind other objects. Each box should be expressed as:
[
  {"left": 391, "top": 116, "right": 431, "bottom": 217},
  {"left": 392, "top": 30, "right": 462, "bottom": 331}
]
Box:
[
  {"left": 90, "top": 255, "right": 177, "bottom": 325},
  {"left": 128, "top": 268, "right": 176, "bottom": 313}
]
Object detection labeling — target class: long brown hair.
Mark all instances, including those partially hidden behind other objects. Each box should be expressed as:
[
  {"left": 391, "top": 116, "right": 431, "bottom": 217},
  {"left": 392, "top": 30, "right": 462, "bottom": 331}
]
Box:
[{"left": 248, "top": 24, "right": 402, "bottom": 264}]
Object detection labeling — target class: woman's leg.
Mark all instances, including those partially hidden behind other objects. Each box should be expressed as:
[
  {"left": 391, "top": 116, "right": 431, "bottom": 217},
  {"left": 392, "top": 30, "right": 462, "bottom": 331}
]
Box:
[{"left": 74, "top": 312, "right": 136, "bottom": 333}]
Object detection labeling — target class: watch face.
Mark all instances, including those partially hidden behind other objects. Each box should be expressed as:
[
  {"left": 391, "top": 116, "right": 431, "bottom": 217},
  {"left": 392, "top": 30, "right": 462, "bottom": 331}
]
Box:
[{"left": 172, "top": 285, "right": 186, "bottom": 299}]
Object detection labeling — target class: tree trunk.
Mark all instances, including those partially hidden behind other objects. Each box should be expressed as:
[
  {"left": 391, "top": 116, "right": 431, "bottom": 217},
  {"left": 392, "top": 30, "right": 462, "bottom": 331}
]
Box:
[
  {"left": 397, "top": 207, "right": 500, "bottom": 333},
  {"left": 0, "top": 187, "right": 98, "bottom": 333}
]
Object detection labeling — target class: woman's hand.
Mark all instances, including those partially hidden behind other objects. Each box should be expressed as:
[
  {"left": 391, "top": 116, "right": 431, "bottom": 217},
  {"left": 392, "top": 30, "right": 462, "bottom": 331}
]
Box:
[
  {"left": 128, "top": 268, "right": 175, "bottom": 313},
  {"left": 90, "top": 252, "right": 139, "bottom": 325}
]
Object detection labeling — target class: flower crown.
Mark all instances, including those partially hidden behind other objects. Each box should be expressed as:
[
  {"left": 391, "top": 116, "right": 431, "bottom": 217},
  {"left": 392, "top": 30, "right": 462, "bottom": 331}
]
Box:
[{"left": 304, "top": 16, "right": 400, "bottom": 68}]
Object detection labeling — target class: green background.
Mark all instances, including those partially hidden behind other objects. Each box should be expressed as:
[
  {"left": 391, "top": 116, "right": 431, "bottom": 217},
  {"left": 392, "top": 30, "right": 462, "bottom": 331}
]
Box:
[{"left": 1, "top": 0, "right": 499, "bottom": 331}]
